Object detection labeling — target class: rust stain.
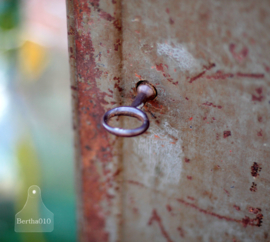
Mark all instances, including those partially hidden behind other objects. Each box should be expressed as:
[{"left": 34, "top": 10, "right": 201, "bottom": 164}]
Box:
[
  {"left": 223, "top": 130, "right": 231, "bottom": 138},
  {"left": 204, "top": 71, "right": 234, "bottom": 80},
  {"left": 189, "top": 63, "right": 215, "bottom": 83},
  {"left": 72, "top": 0, "right": 117, "bottom": 240},
  {"left": 166, "top": 204, "right": 173, "bottom": 212},
  {"left": 127, "top": 179, "right": 147, "bottom": 188},
  {"left": 148, "top": 209, "right": 173, "bottom": 242},
  {"left": 229, "top": 43, "right": 248, "bottom": 63},
  {"left": 250, "top": 182, "right": 257, "bottom": 192},
  {"left": 223, "top": 189, "right": 230, "bottom": 196},
  {"left": 233, "top": 205, "right": 241, "bottom": 211},
  {"left": 202, "top": 102, "right": 222, "bottom": 109},
  {"left": 189, "top": 69, "right": 264, "bottom": 83},
  {"left": 176, "top": 198, "right": 263, "bottom": 227},
  {"left": 189, "top": 70, "right": 206, "bottom": 83},
  {"left": 155, "top": 63, "right": 178, "bottom": 85},
  {"left": 236, "top": 73, "right": 264, "bottom": 78},
  {"left": 251, "top": 162, "right": 262, "bottom": 177},
  {"left": 187, "top": 196, "right": 195, "bottom": 201},
  {"left": 184, "top": 158, "right": 190, "bottom": 163},
  {"left": 127, "top": 179, "right": 263, "bottom": 228},
  {"left": 248, "top": 207, "right": 262, "bottom": 214},
  {"left": 177, "top": 227, "right": 185, "bottom": 238},
  {"left": 99, "top": 11, "right": 115, "bottom": 21},
  {"left": 252, "top": 87, "right": 264, "bottom": 102},
  {"left": 135, "top": 73, "right": 142, "bottom": 79}
]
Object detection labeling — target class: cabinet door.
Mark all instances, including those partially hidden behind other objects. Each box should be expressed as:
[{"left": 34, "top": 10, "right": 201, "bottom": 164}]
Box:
[{"left": 67, "top": 0, "right": 270, "bottom": 241}]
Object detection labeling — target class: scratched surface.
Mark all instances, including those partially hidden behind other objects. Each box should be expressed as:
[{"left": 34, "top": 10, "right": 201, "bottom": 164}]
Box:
[{"left": 67, "top": 0, "right": 270, "bottom": 241}]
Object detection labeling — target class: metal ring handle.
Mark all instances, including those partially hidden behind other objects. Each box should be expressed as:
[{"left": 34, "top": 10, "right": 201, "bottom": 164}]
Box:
[
  {"left": 102, "top": 106, "right": 149, "bottom": 137},
  {"left": 101, "top": 81, "right": 157, "bottom": 137}
]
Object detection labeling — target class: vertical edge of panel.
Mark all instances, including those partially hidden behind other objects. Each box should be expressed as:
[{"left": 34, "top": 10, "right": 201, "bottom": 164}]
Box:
[{"left": 66, "top": 0, "right": 124, "bottom": 241}]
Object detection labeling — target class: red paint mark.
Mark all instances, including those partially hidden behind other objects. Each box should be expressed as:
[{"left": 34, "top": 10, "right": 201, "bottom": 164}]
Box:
[
  {"left": 154, "top": 135, "right": 161, "bottom": 139},
  {"left": 212, "top": 117, "right": 216, "bottom": 120},
  {"left": 113, "top": 168, "right": 122, "bottom": 177},
  {"left": 236, "top": 73, "right": 264, "bottom": 78},
  {"left": 156, "top": 63, "right": 178, "bottom": 85},
  {"left": 252, "top": 95, "right": 263, "bottom": 102},
  {"left": 187, "top": 196, "right": 195, "bottom": 201},
  {"left": 248, "top": 207, "right": 261, "bottom": 214},
  {"left": 166, "top": 8, "right": 170, "bottom": 14},
  {"left": 187, "top": 176, "right": 193, "bottom": 180},
  {"left": 205, "top": 71, "right": 234, "bottom": 79},
  {"left": 156, "top": 63, "right": 164, "bottom": 72},
  {"left": 189, "top": 63, "right": 215, "bottom": 83},
  {"left": 233, "top": 205, "right": 241, "bottom": 211},
  {"left": 258, "top": 116, "right": 262, "bottom": 122},
  {"left": 177, "top": 198, "right": 262, "bottom": 227},
  {"left": 189, "top": 70, "right": 206, "bottom": 83},
  {"left": 185, "top": 97, "right": 189, "bottom": 100},
  {"left": 177, "top": 227, "right": 185, "bottom": 238},
  {"left": 148, "top": 209, "right": 173, "bottom": 242},
  {"left": 223, "top": 131, "right": 231, "bottom": 138},
  {"left": 230, "top": 150, "right": 232, "bottom": 152},
  {"left": 251, "top": 162, "right": 262, "bottom": 177},
  {"left": 264, "top": 65, "right": 270, "bottom": 73},
  {"left": 203, "top": 63, "right": 216, "bottom": 70},
  {"left": 99, "top": 10, "right": 115, "bottom": 21},
  {"left": 202, "top": 102, "right": 222, "bottom": 109},
  {"left": 250, "top": 182, "right": 257, "bottom": 192},
  {"left": 189, "top": 117, "right": 193, "bottom": 121},
  {"left": 166, "top": 204, "right": 172, "bottom": 212},
  {"left": 135, "top": 73, "right": 142, "bottom": 79},
  {"left": 169, "top": 18, "right": 174, "bottom": 24},
  {"left": 252, "top": 87, "right": 264, "bottom": 102},
  {"left": 127, "top": 179, "right": 263, "bottom": 228},
  {"left": 224, "top": 189, "right": 230, "bottom": 196},
  {"left": 127, "top": 180, "right": 146, "bottom": 188},
  {"left": 257, "top": 129, "right": 263, "bottom": 136},
  {"left": 229, "top": 43, "right": 248, "bottom": 63},
  {"left": 184, "top": 158, "right": 190, "bottom": 163}
]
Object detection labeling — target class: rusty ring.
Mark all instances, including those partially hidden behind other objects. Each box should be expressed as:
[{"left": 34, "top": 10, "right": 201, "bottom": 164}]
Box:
[{"left": 102, "top": 106, "right": 149, "bottom": 137}]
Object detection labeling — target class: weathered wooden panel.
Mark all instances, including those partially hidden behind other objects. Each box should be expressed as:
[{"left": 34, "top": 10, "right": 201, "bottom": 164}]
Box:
[{"left": 67, "top": 0, "right": 270, "bottom": 241}]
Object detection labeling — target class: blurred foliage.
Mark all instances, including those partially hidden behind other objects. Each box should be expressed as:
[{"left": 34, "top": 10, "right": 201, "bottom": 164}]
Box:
[
  {"left": 19, "top": 41, "right": 48, "bottom": 81},
  {"left": 0, "top": 0, "right": 20, "bottom": 30},
  {"left": 0, "top": 0, "right": 76, "bottom": 242}
]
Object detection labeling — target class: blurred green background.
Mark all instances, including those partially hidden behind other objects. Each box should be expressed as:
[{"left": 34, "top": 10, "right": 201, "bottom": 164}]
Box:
[{"left": 0, "top": 0, "right": 76, "bottom": 241}]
